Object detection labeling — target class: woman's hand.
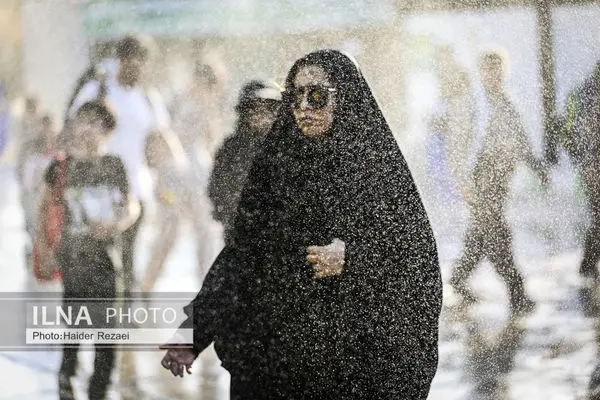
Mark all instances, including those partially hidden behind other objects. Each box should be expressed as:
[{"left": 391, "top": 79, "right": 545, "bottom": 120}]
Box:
[
  {"left": 307, "top": 238, "right": 345, "bottom": 279},
  {"left": 159, "top": 343, "right": 196, "bottom": 378}
]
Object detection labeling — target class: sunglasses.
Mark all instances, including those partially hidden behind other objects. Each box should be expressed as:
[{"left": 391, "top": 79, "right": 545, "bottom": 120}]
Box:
[{"left": 285, "top": 85, "right": 336, "bottom": 110}]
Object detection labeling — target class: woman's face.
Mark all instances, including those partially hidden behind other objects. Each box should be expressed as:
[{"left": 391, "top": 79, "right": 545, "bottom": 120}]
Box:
[{"left": 292, "top": 65, "right": 336, "bottom": 138}]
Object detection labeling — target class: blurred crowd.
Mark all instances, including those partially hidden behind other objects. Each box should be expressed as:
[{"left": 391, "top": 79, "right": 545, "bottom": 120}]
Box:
[
  {"left": 2, "top": 32, "right": 600, "bottom": 399},
  {"left": 6, "top": 35, "right": 283, "bottom": 293}
]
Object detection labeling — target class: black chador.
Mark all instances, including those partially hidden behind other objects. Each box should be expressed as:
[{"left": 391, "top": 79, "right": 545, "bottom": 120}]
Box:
[{"left": 180, "top": 50, "right": 442, "bottom": 399}]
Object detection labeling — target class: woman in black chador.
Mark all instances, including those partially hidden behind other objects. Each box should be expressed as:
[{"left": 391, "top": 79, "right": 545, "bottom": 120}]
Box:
[{"left": 161, "top": 50, "right": 442, "bottom": 399}]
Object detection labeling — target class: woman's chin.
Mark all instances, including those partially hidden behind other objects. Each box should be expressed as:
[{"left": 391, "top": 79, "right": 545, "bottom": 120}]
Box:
[{"left": 300, "top": 127, "right": 326, "bottom": 138}]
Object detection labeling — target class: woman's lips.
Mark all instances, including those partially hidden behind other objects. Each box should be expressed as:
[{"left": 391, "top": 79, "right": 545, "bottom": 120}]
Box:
[{"left": 299, "top": 117, "right": 316, "bottom": 128}]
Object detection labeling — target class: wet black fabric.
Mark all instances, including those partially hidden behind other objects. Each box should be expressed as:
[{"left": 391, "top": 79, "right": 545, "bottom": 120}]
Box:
[{"left": 181, "top": 50, "right": 442, "bottom": 399}]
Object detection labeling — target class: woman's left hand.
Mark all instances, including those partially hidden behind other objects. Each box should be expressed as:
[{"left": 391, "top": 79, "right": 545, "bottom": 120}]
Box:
[{"left": 307, "top": 238, "right": 345, "bottom": 279}]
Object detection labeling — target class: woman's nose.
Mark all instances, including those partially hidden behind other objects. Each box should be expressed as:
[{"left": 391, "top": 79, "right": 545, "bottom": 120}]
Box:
[{"left": 299, "top": 95, "right": 311, "bottom": 110}]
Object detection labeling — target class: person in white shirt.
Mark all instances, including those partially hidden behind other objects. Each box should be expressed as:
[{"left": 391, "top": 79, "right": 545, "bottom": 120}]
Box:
[{"left": 69, "top": 35, "right": 170, "bottom": 295}]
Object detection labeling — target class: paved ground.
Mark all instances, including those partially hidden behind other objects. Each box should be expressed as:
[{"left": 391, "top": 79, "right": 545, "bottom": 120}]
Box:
[{"left": 0, "top": 161, "right": 598, "bottom": 399}]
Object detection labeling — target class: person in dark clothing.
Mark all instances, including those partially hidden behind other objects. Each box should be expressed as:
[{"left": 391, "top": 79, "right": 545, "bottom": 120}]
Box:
[
  {"left": 160, "top": 50, "right": 442, "bottom": 399},
  {"left": 208, "top": 80, "right": 281, "bottom": 241},
  {"left": 36, "top": 101, "right": 140, "bottom": 400},
  {"left": 449, "top": 50, "right": 547, "bottom": 314},
  {"left": 549, "top": 62, "right": 600, "bottom": 281}
]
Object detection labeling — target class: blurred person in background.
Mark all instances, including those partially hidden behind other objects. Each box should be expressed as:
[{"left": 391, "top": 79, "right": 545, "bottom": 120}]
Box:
[
  {"left": 141, "top": 129, "right": 222, "bottom": 292},
  {"left": 552, "top": 61, "right": 600, "bottom": 282},
  {"left": 427, "top": 45, "right": 476, "bottom": 206},
  {"left": 64, "top": 66, "right": 102, "bottom": 124},
  {"left": 36, "top": 101, "right": 140, "bottom": 400},
  {"left": 64, "top": 60, "right": 116, "bottom": 126},
  {"left": 449, "top": 49, "right": 548, "bottom": 315},
  {"left": 22, "top": 114, "right": 58, "bottom": 267},
  {"left": 17, "top": 96, "right": 42, "bottom": 183},
  {"left": 68, "top": 34, "right": 170, "bottom": 296},
  {"left": 17, "top": 96, "right": 42, "bottom": 246},
  {"left": 208, "top": 80, "right": 281, "bottom": 242},
  {"left": 58, "top": 61, "right": 114, "bottom": 153},
  {"left": 170, "top": 62, "right": 225, "bottom": 187},
  {"left": 151, "top": 62, "right": 226, "bottom": 289}
]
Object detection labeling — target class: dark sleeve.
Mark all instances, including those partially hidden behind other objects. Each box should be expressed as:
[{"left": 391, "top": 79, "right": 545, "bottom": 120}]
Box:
[
  {"left": 177, "top": 144, "right": 276, "bottom": 355},
  {"left": 104, "top": 155, "right": 129, "bottom": 197},
  {"left": 178, "top": 234, "right": 263, "bottom": 359},
  {"left": 44, "top": 159, "right": 60, "bottom": 187},
  {"left": 178, "top": 245, "right": 246, "bottom": 357}
]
